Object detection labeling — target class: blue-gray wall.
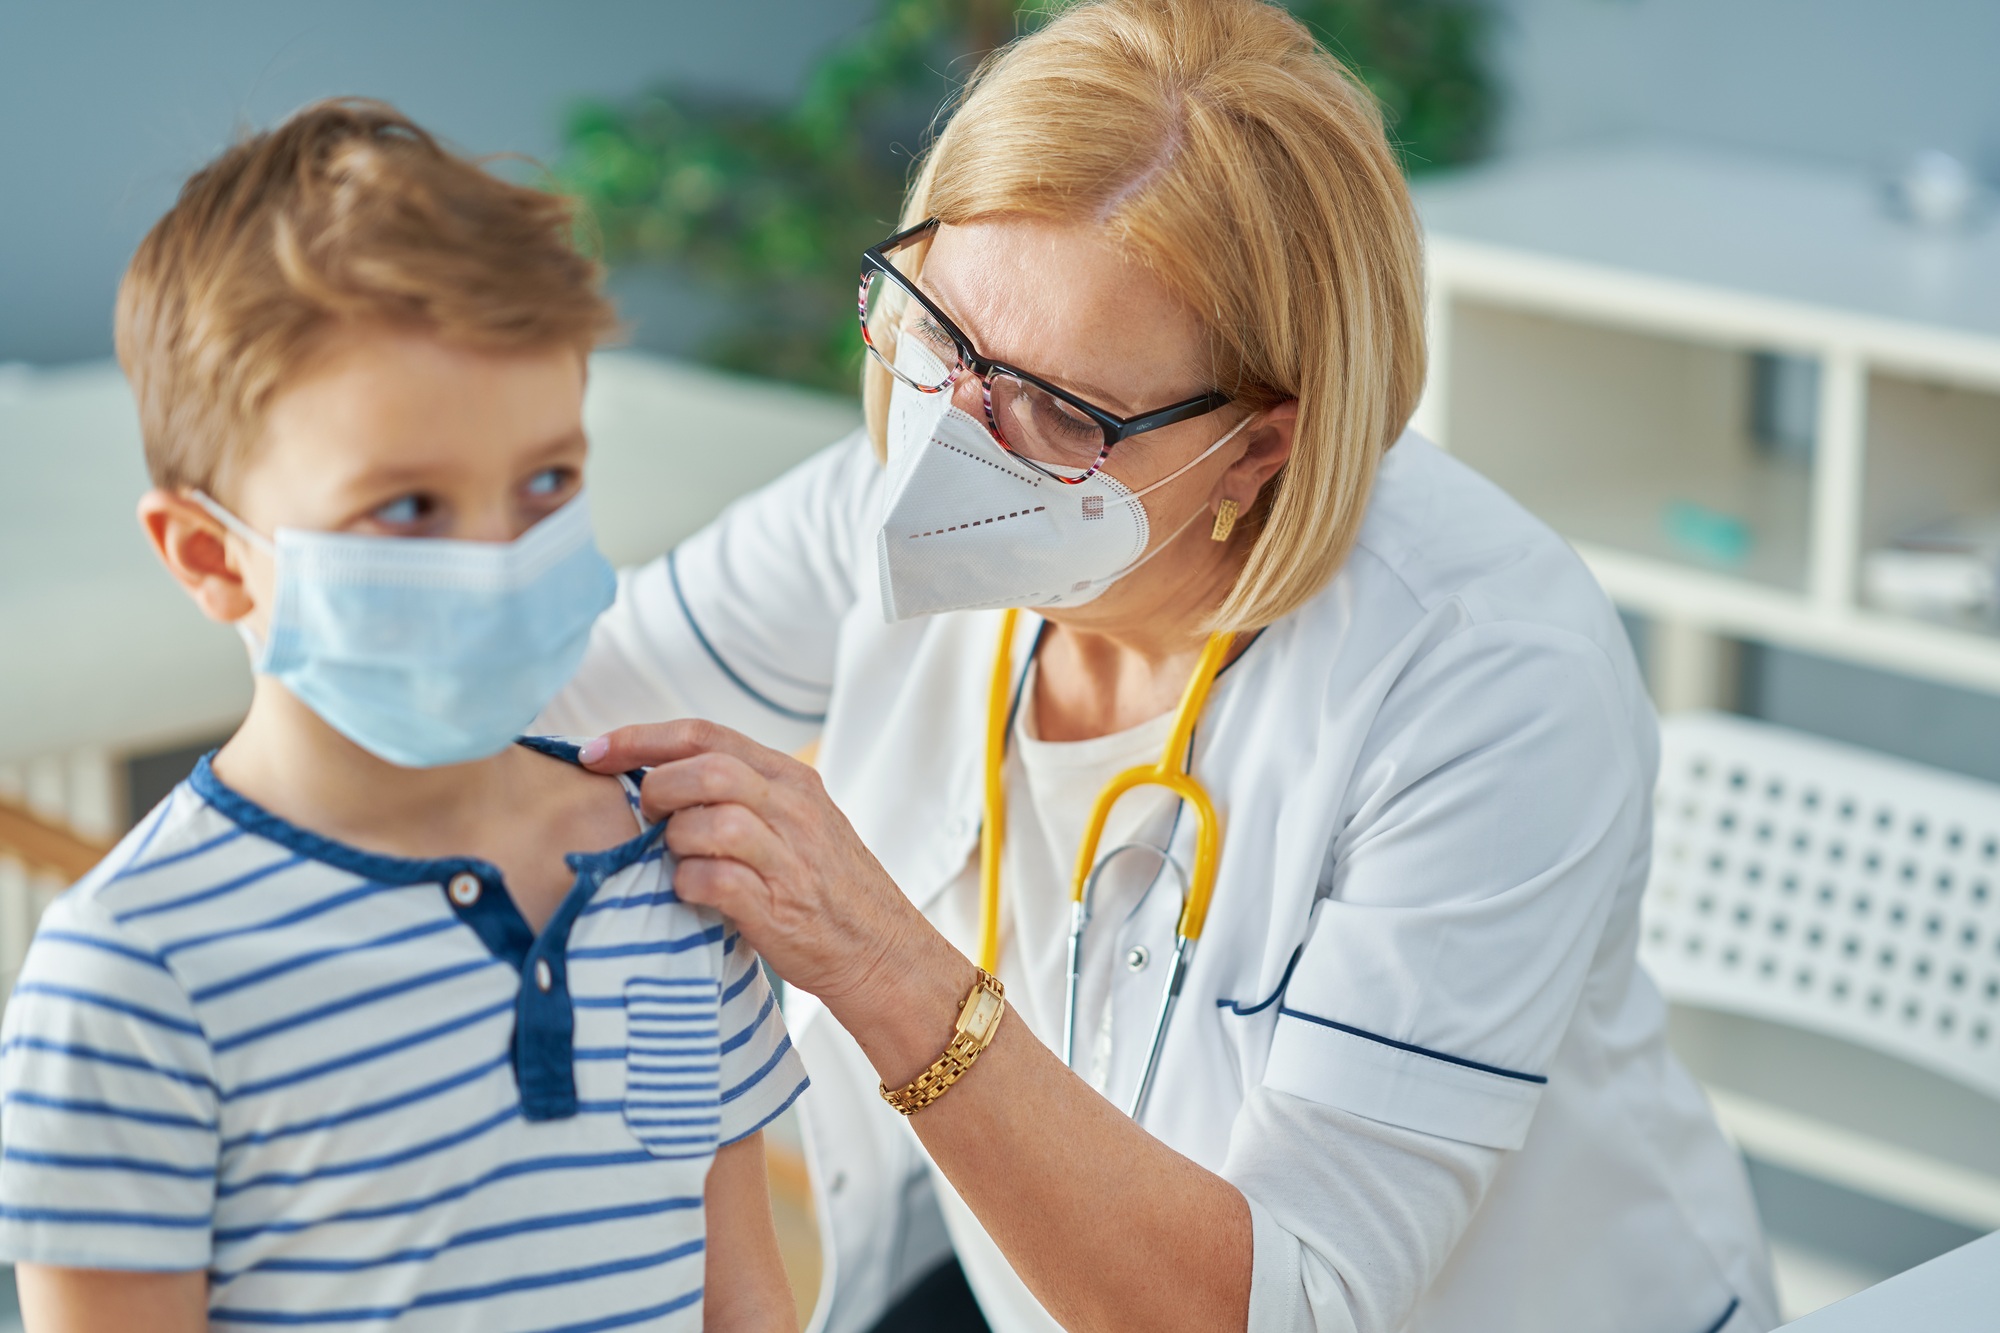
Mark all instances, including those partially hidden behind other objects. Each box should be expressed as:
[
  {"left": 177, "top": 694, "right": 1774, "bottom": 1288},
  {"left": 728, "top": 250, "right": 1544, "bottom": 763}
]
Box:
[
  {"left": 0, "top": 0, "right": 873, "bottom": 365},
  {"left": 1493, "top": 0, "right": 2000, "bottom": 173},
  {"left": 7, "top": 1, "right": 1997, "bottom": 367}
]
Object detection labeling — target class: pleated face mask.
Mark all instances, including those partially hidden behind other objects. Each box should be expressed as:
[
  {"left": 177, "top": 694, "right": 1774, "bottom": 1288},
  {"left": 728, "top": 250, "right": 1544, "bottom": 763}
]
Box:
[
  {"left": 875, "top": 342, "right": 1248, "bottom": 623},
  {"left": 195, "top": 491, "right": 617, "bottom": 768}
]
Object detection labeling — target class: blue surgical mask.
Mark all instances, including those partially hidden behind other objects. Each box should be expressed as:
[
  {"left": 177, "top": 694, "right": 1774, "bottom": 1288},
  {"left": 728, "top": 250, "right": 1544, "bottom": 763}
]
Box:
[{"left": 194, "top": 491, "right": 617, "bottom": 768}]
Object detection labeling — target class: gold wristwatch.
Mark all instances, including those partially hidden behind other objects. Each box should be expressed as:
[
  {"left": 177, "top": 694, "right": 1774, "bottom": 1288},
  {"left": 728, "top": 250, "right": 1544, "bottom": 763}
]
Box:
[{"left": 879, "top": 968, "right": 1006, "bottom": 1115}]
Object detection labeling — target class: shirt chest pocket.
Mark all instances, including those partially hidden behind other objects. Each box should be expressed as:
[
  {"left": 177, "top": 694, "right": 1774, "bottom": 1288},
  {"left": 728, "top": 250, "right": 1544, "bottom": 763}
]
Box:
[{"left": 622, "top": 976, "right": 723, "bottom": 1159}]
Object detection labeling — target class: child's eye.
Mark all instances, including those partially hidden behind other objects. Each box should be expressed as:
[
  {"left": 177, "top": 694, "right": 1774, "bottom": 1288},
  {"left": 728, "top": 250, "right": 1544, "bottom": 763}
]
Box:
[
  {"left": 370, "top": 494, "right": 434, "bottom": 527},
  {"left": 524, "top": 467, "right": 573, "bottom": 499}
]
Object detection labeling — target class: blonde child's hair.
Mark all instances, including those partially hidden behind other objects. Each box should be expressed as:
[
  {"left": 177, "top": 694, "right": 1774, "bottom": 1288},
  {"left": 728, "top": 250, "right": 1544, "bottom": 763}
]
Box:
[
  {"left": 117, "top": 98, "right": 620, "bottom": 497},
  {"left": 865, "top": 0, "right": 1426, "bottom": 631}
]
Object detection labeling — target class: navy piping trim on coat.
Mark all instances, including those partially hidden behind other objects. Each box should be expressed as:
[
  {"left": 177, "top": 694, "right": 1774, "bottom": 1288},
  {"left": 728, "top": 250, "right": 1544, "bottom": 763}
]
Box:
[
  {"left": 1276, "top": 1006, "right": 1549, "bottom": 1085},
  {"left": 1216, "top": 943, "right": 1303, "bottom": 1016},
  {"left": 1698, "top": 1297, "right": 1740, "bottom": 1333},
  {"left": 666, "top": 547, "right": 827, "bottom": 724}
]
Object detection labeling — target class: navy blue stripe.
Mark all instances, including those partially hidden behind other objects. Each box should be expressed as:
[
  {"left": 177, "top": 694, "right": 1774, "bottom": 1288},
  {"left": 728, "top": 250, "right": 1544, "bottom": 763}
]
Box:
[
  {"left": 0, "top": 1204, "right": 208, "bottom": 1229},
  {"left": 3, "top": 1145, "right": 212, "bottom": 1179},
  {"left": 210, "top": 1237, "right": 705, "bottom": 1324},
  {"left": 217, "top": 1195, "right": 702, "bottom": 1279},
  {"left": 4, "top": 1090, "right": 215, "bottom": 1132},
  {"left": 212, "top": 958, "right": 497, "bottom": 1053},
  {"left": 719, "top": 992, "right": 776, "bottom": 1055},
  {"left": 540, "top": 1289, "right": 705, "bottom": 1333},
  {"left": 722, "top": 1074, "right": 810, "bottom": 1147},
  {"left": 118, "top": 825, "right": 243, "bottom": 877},
  {"left": 227, "top": 997, "right": 512, "bottom": 1099},
  {"left": 36, "top": 929, "right": 172, "bottom": 973},
  {"left": 11, "top": 983, "right": 204, "bottom": 1036},
  {"left": 721, "top": 959, "right": 759, "bottom": 1005},
  {"left": 667, "top": 546, "right": 827, "bottom": 723},
  {"left": 1700, "top": 1297, "right": 1741, "bottom": 1333},
  {"left": 0, "top": 1036, "right": 214, "bottom": 1092},
  {"left": 116, "top": 795, "right": 179, "bottom": 870},
  {"left": 1277, "top": 1007, "right": 1548, "bottom": 1084},
  {"left": 613, "top": 1096, "right": 716, "bottom": 1110},
  {"left": 1216, "top": 944, "right": 1303, "bottom": 1017},
  {"left": 579, "top": 885, "right": 678, "bottom": 916},
  {"left": 217, "top": 1104, "right": 519, "bottom": 1196},
  {"left": 211, "top": 1149, "right": 656, "bottom": 1241},
  {"left": 220, "top": 1054, "right": 510, "bottom": 1150},
  {"left": 188, "top": 917, "right": 456, "bottom": 1002},
  {"left": 569, "top": 925, "right": 723, "bottom": 960},
  {"left": 162, "top": 880, "right": 418, "bottom": 962},
  {"left": 721, "top": 1033, "right": 794, "bottom": 1104},
  {"left": 113, "top": 854, "right": 306, "bottom": 923}
]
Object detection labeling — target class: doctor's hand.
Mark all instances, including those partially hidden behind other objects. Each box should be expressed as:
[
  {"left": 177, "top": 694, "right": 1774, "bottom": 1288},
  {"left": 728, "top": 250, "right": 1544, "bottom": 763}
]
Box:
[{"left": 578, "top": 719, "right": 958, "bottom": 1013}]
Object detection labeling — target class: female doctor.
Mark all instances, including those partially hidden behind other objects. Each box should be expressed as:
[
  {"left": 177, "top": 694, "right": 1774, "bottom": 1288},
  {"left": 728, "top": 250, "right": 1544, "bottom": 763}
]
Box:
[{"left": 550, "top": 1, "right": 1779, "bottom": 1329}]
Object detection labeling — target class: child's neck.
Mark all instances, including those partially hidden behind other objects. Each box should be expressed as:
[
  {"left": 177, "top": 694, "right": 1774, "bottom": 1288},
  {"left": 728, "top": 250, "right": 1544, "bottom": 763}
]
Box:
[
  {"left": 212, "top": 677, "right": 536, "bottom": 862},
  {"left": 211, "top": 679, "right": 643, "bottom": 933}
]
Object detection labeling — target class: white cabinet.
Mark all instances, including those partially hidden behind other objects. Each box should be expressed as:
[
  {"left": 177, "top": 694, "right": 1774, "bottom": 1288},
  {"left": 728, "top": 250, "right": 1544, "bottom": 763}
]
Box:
[{"left": 1414, "top": 145, "right": 2000, "bottom": 705}]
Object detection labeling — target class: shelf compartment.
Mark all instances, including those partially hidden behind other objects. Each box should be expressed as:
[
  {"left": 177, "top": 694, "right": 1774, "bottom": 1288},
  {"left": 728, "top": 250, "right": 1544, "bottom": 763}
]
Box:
[
  {"left": 1856, "top": 371, "right": 2000, "bottom": 632},
  {"left": 1442, "top": 298, "right": 1814, "bottom": 592}
]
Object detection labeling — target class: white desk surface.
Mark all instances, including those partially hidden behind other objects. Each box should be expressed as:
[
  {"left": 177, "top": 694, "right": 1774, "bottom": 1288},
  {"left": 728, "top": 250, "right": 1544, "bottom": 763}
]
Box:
[
  {"left": 0, "top": 352, "right": 858, "bottom": 767},
  {"left": 1412, "top": 142, "right": 2000, "bottom": 341},
  {"left": 1777, "top": 1228, "right": 2000, "bottom": 1330}
]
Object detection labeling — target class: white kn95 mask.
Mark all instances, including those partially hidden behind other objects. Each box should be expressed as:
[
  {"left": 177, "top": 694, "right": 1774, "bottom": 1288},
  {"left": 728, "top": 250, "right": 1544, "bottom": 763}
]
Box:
[{"left": 875, "top": 344, "right": 1248, "bottom": 622}]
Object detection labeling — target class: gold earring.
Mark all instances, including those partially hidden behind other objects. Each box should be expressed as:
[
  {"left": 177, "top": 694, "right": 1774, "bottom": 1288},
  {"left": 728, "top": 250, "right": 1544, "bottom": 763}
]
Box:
[{"left": 1210, "top": 499, "right": 1240, "bottom": 542}]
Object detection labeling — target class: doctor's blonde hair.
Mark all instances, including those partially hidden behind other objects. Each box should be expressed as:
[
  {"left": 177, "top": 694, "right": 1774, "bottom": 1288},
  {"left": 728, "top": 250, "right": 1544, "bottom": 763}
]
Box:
[{"left": 864, "top": 0, "right": 1426, "bottom": 632}]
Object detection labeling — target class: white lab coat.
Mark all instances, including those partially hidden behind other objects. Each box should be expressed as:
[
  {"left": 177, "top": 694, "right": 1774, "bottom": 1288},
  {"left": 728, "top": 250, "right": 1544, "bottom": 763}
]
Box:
[{"left": 544, "top": 428, "right": 1780, "bottom": 1333}]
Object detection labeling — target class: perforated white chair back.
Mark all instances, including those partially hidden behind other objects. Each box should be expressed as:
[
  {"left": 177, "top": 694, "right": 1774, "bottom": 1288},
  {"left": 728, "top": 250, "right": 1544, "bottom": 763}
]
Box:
[{"left": 1641, "top": 711, "right": 2000, "bottom": 1103}]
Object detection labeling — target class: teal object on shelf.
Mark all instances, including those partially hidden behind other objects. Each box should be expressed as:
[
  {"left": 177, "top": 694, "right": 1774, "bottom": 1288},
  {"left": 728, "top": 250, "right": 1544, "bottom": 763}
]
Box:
[{"left": 1663, "top": 501, "right": 1753, "bottom": 567}]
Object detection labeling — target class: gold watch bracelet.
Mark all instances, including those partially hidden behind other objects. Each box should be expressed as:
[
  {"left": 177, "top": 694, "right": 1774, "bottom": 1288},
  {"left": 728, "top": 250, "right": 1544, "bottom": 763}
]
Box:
[{"left": 879, "top": 967, "right": 1007, "bottom": 1115}]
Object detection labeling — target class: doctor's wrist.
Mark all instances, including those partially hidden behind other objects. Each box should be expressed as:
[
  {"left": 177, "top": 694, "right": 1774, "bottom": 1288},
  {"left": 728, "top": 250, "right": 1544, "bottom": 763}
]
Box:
[{"left": 838, "top": 922, "right": 983, "bottom": 1092}]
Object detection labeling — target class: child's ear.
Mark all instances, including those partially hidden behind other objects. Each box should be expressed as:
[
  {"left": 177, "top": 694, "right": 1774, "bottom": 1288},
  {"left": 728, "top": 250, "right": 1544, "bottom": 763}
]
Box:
[{"left": 137, "top": 490, "right": 257, "bottom": 624}]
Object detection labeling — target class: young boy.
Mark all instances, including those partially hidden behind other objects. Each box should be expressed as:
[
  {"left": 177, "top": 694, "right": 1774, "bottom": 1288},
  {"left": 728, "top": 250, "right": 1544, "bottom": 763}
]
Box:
[{"left": 0, "top": 99, "right": 805, "bottom": 1331}]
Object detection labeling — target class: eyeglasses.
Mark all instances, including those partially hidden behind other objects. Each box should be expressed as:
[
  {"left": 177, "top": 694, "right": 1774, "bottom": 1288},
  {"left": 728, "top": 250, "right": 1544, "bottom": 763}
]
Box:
[{"left": 859, "top": 218, "right": 1233, "bottom": 485}]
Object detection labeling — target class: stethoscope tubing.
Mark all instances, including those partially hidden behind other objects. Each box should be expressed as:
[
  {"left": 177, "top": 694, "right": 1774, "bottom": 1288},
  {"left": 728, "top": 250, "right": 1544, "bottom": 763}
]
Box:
[{"left": 985, "top": 612, "right": 1264, "bottom": 1122}]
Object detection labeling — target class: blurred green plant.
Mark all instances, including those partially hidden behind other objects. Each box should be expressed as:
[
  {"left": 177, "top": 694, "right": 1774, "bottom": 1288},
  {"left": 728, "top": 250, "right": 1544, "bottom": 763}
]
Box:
[{"left": 558, "top": 0, "right": 1492, "bottom": 393}]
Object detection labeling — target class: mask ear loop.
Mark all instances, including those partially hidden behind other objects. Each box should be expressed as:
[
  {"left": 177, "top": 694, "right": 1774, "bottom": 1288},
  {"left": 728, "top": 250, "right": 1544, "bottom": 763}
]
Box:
[
  {"left": 191, "top": 490, "right": 276, "bottom": 554},
  {"left": 1081, "top": 412, "right": 1256, "bottom": 590},
  {"left": 190, "top": 491, "right": 277, "bottom": 661},
  {"left": 1122, "top": 410, "right": 1253, "bottom": 502}
]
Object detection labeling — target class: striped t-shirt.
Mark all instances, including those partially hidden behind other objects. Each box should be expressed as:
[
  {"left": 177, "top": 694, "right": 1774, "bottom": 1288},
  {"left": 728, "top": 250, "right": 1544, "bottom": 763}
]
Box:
[{"left": 0, "top": 740, "right": 808, "bottom": 1330}]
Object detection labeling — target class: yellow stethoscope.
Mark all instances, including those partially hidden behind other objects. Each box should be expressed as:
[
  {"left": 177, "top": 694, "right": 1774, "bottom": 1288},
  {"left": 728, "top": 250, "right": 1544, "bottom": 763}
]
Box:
[{"left": 979, "top": 606, "right": 1233, "bottom": 1119}]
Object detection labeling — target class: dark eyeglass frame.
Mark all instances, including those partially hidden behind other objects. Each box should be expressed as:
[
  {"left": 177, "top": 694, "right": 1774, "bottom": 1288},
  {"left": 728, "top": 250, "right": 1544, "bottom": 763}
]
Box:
[{"left": 859, "top": 217, "right": 1233, "bottom": 485}]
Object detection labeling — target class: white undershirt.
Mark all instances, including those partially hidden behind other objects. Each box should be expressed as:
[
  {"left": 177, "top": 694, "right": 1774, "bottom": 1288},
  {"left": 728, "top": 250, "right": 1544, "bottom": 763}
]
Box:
[
  {"left": 924, "top": 662, "right": 1176, "bottom": 1332},
  {"left": 919, "top": 662, "right": 1505, "bottom": 1333}
]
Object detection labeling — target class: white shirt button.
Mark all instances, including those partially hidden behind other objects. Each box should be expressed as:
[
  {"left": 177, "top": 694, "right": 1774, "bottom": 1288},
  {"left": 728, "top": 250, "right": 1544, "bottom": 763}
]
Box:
[
  {"left": 1126, "top": 945, "right": 1151, "bottom": 972},
  {"left": 448, "top": 873, "right": 481, "bottom": 906},
  {"left": 534, "top": 959, "right": 554, "bottom": 992}
]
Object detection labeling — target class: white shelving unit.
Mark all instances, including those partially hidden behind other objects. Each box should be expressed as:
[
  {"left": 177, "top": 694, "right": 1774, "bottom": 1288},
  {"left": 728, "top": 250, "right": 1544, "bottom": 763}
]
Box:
[
  {"left": 1413, "top": 144, "right": 2000, "bottom": 711},
  {"left": 1413, "top": 144, "right": 2000, "bottom": 1316}
]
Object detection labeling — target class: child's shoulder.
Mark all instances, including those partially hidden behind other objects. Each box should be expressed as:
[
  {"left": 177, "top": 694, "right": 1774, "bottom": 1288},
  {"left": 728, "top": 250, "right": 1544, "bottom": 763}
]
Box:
[{"left": 57, "top": 770, "right": 252, "bottom": 923}]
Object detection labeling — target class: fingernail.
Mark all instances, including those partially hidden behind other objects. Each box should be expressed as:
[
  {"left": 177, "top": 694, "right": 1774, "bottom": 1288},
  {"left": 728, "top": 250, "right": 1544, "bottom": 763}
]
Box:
[{"left": 578, "top": 736, "right": 609, "bottom": 764}]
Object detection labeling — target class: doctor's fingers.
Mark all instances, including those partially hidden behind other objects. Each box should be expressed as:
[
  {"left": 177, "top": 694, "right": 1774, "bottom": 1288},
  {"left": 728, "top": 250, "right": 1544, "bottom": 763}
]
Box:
[
  {"left": 663, "top": 802, "right": 795, "bottom": 883},
  {"left": 582, "top": 718, "right": 794, "bottom": 782},
  {"left": 635, "top": 750, "right": 787, "bottom": 825}
]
